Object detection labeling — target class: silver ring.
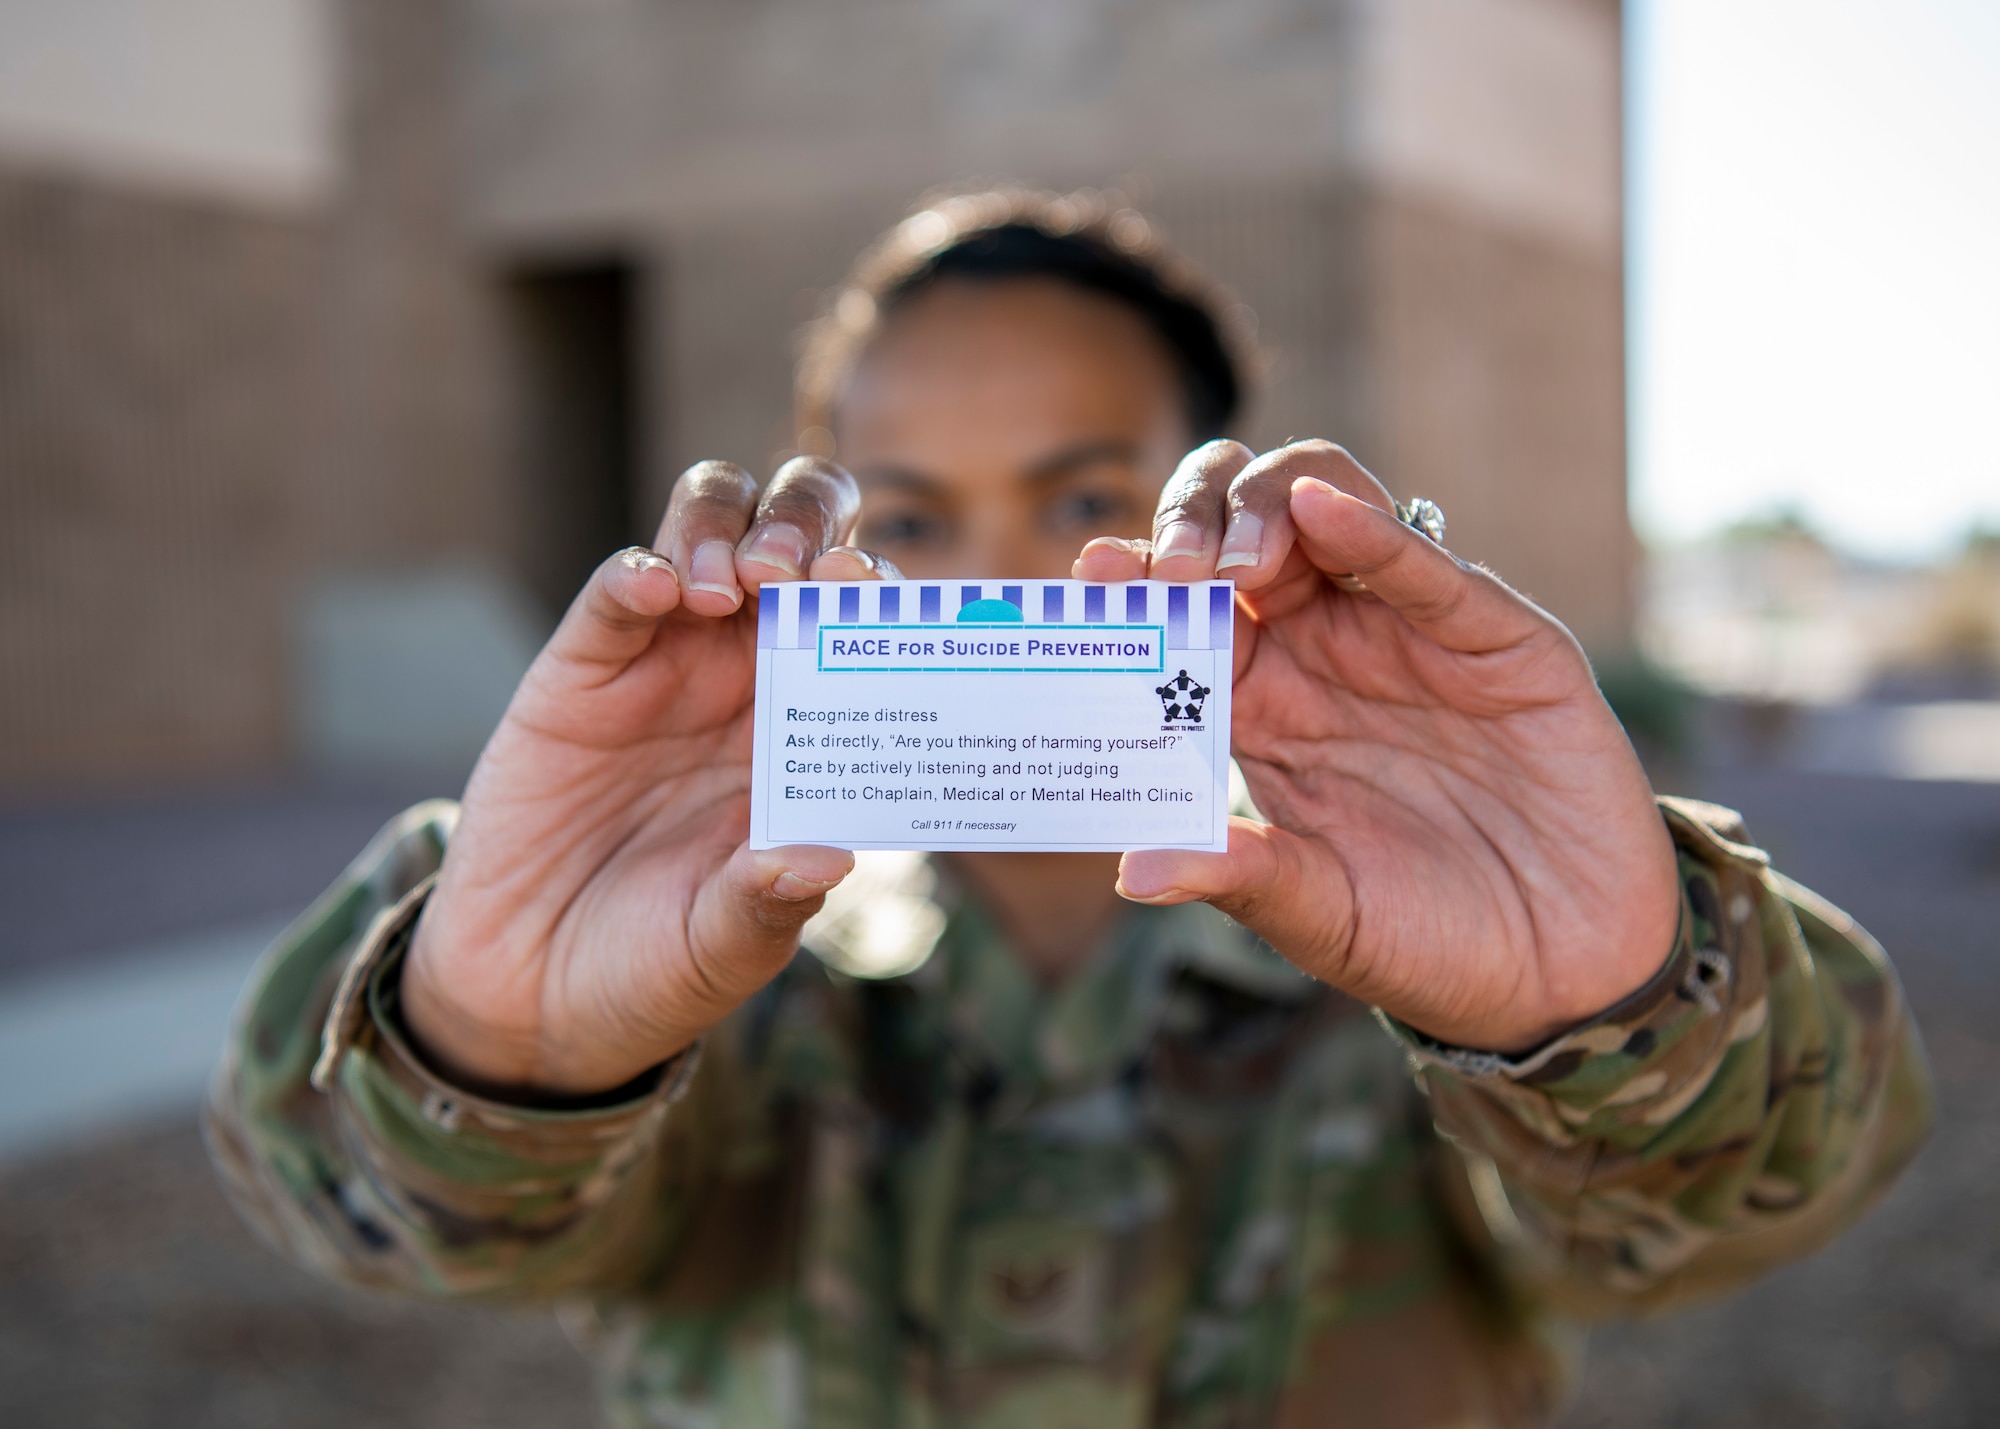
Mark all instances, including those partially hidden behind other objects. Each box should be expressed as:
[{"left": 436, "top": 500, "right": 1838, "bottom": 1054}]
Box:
[
  {"left": 1397, "top": 497, "right": 1447, "bottom": 545},
  {"left": 1331, "top": 497, "right": 1447, "bottom": 594}
]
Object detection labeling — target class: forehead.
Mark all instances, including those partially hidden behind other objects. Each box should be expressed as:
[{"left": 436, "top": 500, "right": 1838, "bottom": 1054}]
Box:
[{"left": 834, "top": 277, "right": 1185, "bottom": 472}]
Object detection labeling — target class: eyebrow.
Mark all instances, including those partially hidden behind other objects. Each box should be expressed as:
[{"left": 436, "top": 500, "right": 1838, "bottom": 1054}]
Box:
[
  {"left": 851, "top": 439, "right": 1143, "bottom": 497},
  {"left": 851, "top": 464, "right": 945, "bottom": 495},
  {"left": 1020, "top": 439, "right": 1143, "bottom": 485}
]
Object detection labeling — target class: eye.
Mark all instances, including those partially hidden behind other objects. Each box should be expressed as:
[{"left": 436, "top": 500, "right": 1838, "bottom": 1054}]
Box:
[
  {"left": 860, "top": 505, "right": 954, "bottom": 552},
  {"left": 1043, "top": 485, "right": 1142, "bottom": 536}
]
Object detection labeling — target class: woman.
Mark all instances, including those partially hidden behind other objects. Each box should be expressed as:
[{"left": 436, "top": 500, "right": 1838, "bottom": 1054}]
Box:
[{"left": 210, "top": 190, "right": 1931, "bottom": 1428}]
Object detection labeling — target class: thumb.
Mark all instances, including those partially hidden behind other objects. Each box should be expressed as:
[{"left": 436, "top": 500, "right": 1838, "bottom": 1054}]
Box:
[
  {"left": 684, "top": 842, "right": 856, "bottom": 1003},
  {"left": 1117, "top": 818, "right": 1357, "bottom": 982}
]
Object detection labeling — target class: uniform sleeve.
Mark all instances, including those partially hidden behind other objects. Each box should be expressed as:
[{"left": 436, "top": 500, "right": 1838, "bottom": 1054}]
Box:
[
  {"left": 1388, "top": 797, "right": 1935, "bottom": 1319},
  {"left": 203, "top": 801, "right": 723, "bottom": 1303}
]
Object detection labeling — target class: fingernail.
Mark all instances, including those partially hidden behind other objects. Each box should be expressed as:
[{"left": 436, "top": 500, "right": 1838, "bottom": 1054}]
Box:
[
  {"left": 617, "top": 546, "right": 671, "bottom": 575},
  {"left": 1115, "top": 878, "right": 1185, "bottom": 905},
  {"left": 821, "top": 545, "right": 877, "bottom": 575},
  {"left": 773, "top": 870, "right": 840, "bottom": 900},
  {"left": 1153, "top": 520, "right": 1206, "bottom": 563},
  {"left": 1214, "top": 512, "right": 1265, "bottom": 571},
  {"left": 687, "top": 540, "right": 739, "bottom": 596},
  {"left": 740, "top": 523, "right": 807, "bottom": 578},
  {"left": 1114, "top": 860, "right": 1175, "bottom": 901}
]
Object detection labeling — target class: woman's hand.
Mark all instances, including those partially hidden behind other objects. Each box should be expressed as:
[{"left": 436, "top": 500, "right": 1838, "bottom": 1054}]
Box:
[
  {"left": 1077, "top": 440, "right": 1681, "bottom": 1053},
  {"left": 401, "top": 458, "right": 892, "bottom": 1095}
]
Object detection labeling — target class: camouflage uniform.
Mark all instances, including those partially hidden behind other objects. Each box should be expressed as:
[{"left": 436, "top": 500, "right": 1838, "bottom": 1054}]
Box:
[{"left": 207, "top": 797, "right": 1932, "bottom": 1428}]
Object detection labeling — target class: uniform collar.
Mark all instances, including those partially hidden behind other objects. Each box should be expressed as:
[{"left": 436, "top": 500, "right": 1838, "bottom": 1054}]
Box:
[{"left": 804, "top": 853, "right": 1317, "bottom": 1096}]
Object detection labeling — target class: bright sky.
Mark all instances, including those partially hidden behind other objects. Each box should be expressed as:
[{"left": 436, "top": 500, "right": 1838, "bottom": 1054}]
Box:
[{"left": 1628, "top": 0, "right": 2000, "bottom": 559}]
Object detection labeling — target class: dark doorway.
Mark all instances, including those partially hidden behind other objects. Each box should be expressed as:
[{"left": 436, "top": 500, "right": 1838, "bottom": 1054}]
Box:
[{"left": 503, "top": 260, "right": 644, "bottom": 617}]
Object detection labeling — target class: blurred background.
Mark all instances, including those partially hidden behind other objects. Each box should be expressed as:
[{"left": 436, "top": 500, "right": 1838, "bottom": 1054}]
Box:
[{"left": 0, "top": 0, "right": 1994, "bottom": 1424}]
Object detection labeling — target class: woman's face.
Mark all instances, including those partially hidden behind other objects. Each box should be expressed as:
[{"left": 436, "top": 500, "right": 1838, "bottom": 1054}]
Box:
[{"left": 832, "top": 277, "right": 1192, "bottom": 581}]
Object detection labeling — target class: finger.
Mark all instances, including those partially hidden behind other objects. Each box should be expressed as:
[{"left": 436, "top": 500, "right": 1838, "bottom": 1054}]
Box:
[
  {"left": 736, "top": 456, "right": 863, "bottom": 593},
  {"left": 685, "top": 842, "right": 856, "bottom": 1001},
  {"left": 544, "top": 546, "right": 684, "bottom": 673},
  {"left": 1116, "top": 818, "right": 1358, "bottom": 984},
  {"left": 1289, "top": 478, "right": 1547, "bottom": 653},
  {"left": 1214, "top": 439, "right": 1389, "bottom": 591},
  {"left": 1253, "top": 439, "right": 1396, "bottom": 510},
  {"left": 808, "top": 546, "right": 903, "bottom": 582},
  {"left": 661, "top": 460, "right": 760, "bottom": 617},
  {"left": 1072, "top": 535, "right": 1153, "bottom": 582},
  {"left": 1150, "top": 440, "right": 1256, "bottom": 580}
]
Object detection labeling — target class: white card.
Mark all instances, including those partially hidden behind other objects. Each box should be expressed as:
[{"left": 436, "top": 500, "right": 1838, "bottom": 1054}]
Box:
[{"left": 749, "top": 579, "right": 1234, "bottom": 853}]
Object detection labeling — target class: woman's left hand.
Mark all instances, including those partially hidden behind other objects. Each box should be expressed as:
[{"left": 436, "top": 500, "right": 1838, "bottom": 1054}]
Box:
[{"left": 1076, "top": 439, "right": 1681, "bottom": 1053}]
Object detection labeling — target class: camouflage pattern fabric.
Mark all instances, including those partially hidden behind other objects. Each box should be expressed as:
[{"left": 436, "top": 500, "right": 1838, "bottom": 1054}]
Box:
[{"left": 206, "top": 796, "right": 1932, "bottom": 1428}]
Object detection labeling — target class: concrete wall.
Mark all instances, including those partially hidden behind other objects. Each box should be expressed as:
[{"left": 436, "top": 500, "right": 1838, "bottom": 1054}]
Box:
[
  {"left": 0, "top": 163, "right": 327, "bottom": 784},
  {"left": 456, "top": 0, "right": 1632, "bottom": 643},
  {"left": 0, "top": 0, "right": 335, "bottom": 208},
  {"left": 0, "top": 1, "right": 531, "bottom": 789},
  {"left": 0, "top": 0, "right": 1631, "bottom": 789}
]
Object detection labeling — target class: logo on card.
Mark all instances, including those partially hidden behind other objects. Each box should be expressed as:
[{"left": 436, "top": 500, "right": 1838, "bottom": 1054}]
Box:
[{"left": 1155, "top": 669, "right": 1210, "bottom": 728}]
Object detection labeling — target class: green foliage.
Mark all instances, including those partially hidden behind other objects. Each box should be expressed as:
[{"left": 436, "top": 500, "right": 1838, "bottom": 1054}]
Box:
[{"left": 1716, "top": 504, "right": 1824, "bottom": 550}]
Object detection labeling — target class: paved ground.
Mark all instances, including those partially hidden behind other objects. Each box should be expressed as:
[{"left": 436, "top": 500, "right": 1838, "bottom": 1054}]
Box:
[
  {"left": 0, "top": 772, "right": 447, "bottom": 981},
  {"left": 0, "top": 765, "right": 1994, "bottom": 1425},
  {"left": 0, "top": 920, "right": 283, "bottom": 1156},
  {"left": 0, "top": 1124, "right": 594, "bottom": 1429}
]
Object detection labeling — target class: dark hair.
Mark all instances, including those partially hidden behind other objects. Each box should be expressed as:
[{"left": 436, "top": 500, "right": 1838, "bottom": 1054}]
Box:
[{"left": 797, "top": 189, "right": 1250, "bottom": 449}]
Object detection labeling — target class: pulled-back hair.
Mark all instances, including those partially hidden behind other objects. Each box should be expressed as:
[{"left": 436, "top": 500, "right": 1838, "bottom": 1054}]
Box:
[{"left": 796, "top": 188, "right": 1251, "bottom": 450}]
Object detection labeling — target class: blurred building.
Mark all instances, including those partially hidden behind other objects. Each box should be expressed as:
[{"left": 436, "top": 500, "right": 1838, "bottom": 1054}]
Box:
[
  {"left": 1644, "top": 519, "right": 2000, "bottom": 707},
  {"left": 1641, "top": 517, "right": 2000, "bottom": 783},
  {"left": 1, "top": 0, "right": 1630, "bottom": 789}
]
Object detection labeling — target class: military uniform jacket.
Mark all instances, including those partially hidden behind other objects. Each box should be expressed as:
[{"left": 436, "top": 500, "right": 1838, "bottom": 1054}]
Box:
[{"left": 207, "top": 797, "right": 1932, "bottom": 1428}]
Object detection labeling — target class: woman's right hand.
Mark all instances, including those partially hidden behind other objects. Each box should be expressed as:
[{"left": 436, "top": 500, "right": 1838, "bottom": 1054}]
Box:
[{"left": 400, "top": 457, "right": 892, "bottom": 1096}]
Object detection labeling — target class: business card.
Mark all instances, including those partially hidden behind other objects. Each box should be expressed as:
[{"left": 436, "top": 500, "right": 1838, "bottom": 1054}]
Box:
[{"left": 749, "top": 579, "right": 1234, "bottom": 852}]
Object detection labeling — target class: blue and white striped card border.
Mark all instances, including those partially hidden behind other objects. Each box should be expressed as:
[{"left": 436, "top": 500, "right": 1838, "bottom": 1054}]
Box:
[{"left": 756, "top": 579, "right": 1234, "bottom": 652}]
